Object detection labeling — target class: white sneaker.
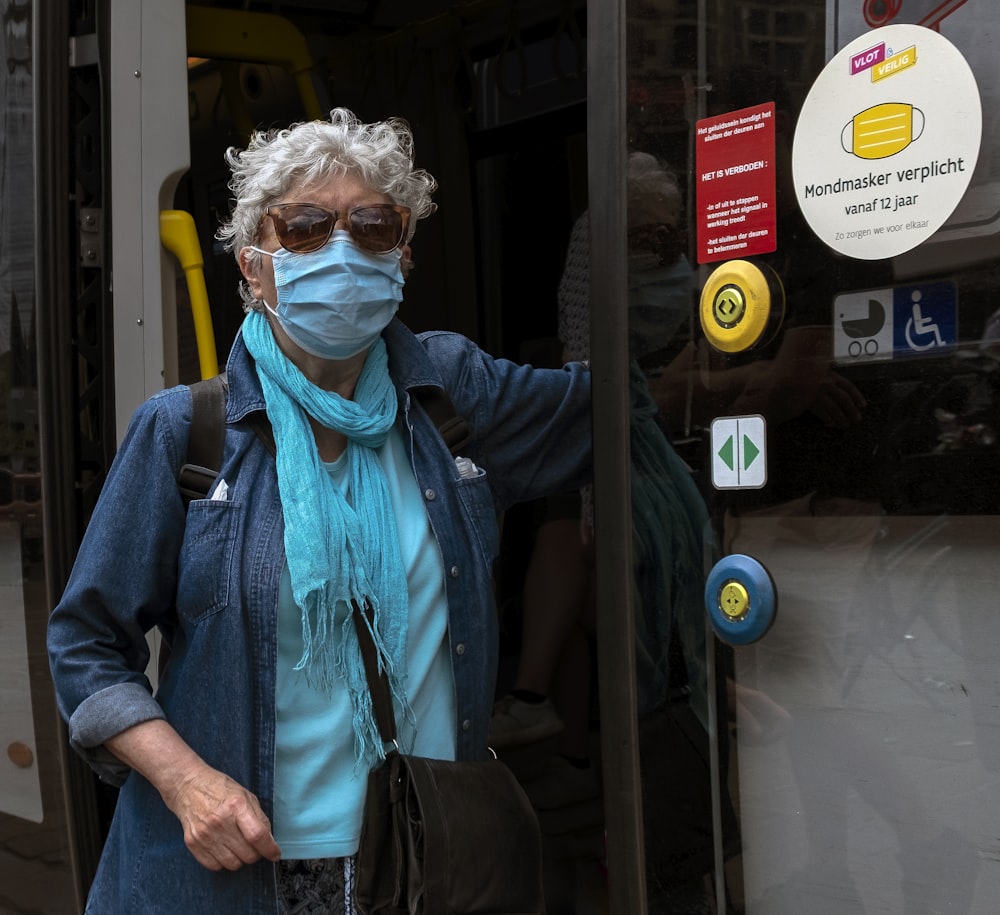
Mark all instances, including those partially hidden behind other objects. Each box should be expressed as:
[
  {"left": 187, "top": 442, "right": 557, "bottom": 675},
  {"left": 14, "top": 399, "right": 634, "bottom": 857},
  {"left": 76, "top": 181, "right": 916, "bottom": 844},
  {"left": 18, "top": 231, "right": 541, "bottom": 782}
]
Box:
[{"left": 489, "top": 694, "right": 564, "bottom": 750}]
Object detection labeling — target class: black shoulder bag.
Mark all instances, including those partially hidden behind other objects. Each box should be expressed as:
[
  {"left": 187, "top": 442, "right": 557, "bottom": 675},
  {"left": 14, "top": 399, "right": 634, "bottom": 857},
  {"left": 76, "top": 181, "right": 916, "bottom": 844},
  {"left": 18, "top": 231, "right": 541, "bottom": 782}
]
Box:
[{"left": 351, "top": 601, "right": 546, "bottom": 915}]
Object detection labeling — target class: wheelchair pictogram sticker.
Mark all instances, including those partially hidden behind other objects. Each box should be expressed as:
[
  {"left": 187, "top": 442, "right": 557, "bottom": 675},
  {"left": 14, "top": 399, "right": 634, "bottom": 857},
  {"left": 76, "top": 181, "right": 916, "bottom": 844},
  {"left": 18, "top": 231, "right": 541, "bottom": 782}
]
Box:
[{"left": 833, "top": 280, "right": 957, "bottom": 363}]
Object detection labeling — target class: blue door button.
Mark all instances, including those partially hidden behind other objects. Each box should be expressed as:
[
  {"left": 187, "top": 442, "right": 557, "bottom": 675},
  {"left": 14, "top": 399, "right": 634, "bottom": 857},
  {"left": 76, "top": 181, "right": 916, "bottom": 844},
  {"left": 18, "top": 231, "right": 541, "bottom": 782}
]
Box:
[{"left": 705, "top": 554, "right": 777, "bottom": 645}]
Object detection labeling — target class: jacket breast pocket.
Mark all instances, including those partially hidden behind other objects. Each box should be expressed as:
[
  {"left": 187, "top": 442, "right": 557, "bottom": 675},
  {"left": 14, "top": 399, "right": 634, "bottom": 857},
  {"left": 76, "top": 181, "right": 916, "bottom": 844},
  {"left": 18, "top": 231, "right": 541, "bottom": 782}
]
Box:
[
  {"left": 455, "top": 471, "right": 500, "bottom": 565},
  {"left": 176, "top": 500, "right": 240, "bottom": 623}
]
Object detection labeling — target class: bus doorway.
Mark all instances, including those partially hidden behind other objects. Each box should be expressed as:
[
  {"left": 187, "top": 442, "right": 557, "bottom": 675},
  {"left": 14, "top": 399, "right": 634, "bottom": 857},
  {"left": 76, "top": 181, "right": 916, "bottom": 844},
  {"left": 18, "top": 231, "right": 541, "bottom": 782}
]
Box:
[
  {"left": 8, "top": 1, "right": 633, "bottom": 912},
  {"left": 171, "top": 4, "right": 605, "bottom": 909}
]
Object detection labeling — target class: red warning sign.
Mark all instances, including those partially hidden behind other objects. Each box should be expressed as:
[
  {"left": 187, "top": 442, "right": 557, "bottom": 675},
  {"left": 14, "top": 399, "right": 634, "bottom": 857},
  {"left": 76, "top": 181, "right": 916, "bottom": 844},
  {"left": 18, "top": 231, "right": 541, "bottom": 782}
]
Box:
[{"left": 696, "top": 102, "right": 777, "bottom": 264}]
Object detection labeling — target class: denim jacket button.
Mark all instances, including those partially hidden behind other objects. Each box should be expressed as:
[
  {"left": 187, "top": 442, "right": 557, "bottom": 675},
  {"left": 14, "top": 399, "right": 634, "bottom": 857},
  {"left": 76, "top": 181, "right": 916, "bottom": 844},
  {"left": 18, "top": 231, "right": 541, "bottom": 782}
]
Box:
[
  {"left": 424, "top": 488, "right": 436, "bottom": 500},
  {"left": 455, "top": 643, "right": 466, "bottom": 656},
  {"left": 461, "top": 719, "right": 471, "bottom": 731},
  {"left": 450, "top": 565, "right": 460, "bottom": 578}
]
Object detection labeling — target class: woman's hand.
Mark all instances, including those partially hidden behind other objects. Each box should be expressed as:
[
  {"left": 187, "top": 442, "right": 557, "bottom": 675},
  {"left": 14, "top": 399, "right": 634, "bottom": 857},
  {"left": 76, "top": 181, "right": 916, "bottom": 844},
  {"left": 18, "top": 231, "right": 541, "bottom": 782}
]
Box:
[
  {"left": 807, "top": 369, "right": 866, "bottom": 429},
  {"left": 106, "top": 719, "right": 282, "bottom": 871},
  {"left": 164, "top": 764, "right": 281, "bottom": 871},
  {"left": 730, "top": 326, "right": 866, "bottom": 428}
]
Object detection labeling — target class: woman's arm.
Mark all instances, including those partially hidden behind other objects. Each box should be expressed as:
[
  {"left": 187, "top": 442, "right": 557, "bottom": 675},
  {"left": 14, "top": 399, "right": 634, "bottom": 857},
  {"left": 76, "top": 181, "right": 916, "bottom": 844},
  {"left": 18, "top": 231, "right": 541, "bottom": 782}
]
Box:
[{"left": 106, "top": 719, "right": 281, "bottom": 871}]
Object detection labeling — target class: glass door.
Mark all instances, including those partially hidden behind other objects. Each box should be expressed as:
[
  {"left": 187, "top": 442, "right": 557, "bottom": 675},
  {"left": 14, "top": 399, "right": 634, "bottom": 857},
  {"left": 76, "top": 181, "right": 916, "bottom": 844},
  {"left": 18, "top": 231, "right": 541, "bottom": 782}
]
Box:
[{"left": 614, "top": 1, "right": 1000, "bottom": 911}]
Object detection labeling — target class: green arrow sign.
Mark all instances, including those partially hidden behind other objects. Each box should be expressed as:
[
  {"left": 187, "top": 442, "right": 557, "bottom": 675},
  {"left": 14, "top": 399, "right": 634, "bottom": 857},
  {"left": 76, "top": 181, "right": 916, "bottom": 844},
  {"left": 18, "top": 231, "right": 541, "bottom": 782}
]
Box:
[
  {"left": 718, "top": 434, "right": 734, "bottom": 470},
  {"left": 711, "top": 415, "right": 766, "bottom": 490}
]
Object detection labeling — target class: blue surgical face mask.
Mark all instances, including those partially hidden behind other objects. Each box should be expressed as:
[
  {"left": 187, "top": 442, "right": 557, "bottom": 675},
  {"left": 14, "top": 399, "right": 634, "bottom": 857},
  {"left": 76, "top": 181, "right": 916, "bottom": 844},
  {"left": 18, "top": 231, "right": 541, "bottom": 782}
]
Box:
[
  {"left": 252, "top": 230, "right": 404, "bottom": 360},
  {"left": 627, "top": 255, "right": 693, "bottom": 361}
]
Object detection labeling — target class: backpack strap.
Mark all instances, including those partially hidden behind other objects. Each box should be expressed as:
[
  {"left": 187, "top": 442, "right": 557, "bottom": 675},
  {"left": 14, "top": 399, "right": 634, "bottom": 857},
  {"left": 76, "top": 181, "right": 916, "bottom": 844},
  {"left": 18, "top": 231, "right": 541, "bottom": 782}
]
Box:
[{"left": 178, "top": 374, "right": 228, "bottom": 506}]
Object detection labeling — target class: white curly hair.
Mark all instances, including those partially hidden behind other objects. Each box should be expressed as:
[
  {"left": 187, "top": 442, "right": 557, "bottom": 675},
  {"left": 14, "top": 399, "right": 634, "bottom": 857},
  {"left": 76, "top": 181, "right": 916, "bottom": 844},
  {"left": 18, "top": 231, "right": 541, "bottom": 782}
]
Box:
[{"left": 216, "top": 107, "right": 438, "bottom": 308}]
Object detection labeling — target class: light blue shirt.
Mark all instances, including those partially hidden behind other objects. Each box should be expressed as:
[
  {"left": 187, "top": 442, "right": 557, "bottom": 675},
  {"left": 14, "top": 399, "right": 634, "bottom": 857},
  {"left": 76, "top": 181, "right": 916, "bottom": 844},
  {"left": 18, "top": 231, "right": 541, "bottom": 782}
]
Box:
[{"left": 273, "top": 426, "right": 456, "bottom": 858}]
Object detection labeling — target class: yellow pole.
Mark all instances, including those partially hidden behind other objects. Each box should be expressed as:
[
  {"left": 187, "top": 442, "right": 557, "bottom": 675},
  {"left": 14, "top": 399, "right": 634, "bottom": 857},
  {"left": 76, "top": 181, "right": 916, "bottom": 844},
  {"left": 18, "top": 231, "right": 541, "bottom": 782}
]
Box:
[{"left": 160, "top": 209, "right": 219, "bottom": 379}]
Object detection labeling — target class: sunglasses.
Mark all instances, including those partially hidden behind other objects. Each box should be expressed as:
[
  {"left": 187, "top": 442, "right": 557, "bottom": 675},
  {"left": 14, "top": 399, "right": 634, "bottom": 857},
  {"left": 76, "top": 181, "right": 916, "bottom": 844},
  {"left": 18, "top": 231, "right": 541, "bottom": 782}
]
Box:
[{"left": 263, "top": 202, "right": 411, "bottom": 255}]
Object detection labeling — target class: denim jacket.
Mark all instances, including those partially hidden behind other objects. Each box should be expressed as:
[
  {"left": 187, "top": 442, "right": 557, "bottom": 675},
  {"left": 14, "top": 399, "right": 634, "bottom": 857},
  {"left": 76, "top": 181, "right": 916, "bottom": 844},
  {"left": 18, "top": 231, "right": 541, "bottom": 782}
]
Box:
[{"left": 47, "top": 318, "right": 592, "bottom": 914}]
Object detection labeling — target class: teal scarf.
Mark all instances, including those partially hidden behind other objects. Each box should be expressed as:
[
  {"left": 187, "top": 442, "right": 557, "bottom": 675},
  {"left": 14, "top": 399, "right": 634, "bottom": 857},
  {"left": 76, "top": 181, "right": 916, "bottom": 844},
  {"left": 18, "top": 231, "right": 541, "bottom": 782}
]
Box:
[{"left": 242, "top": 309, "right": 412, "bottom": 765}]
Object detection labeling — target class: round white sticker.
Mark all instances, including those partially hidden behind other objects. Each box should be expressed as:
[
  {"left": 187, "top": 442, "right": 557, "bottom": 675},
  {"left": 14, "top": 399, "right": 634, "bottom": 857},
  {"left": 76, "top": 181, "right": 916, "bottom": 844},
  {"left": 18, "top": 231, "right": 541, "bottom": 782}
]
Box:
[{"left": 792, "top": 24, "right": 981, "bottom": 260}]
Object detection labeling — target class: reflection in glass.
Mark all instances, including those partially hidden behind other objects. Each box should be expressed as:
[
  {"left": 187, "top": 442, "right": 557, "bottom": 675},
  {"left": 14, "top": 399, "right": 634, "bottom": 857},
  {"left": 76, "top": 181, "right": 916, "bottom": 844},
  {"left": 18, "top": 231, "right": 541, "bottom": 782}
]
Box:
[{"left": 627, "top": 1, "right": 1000, "bottom": 912}]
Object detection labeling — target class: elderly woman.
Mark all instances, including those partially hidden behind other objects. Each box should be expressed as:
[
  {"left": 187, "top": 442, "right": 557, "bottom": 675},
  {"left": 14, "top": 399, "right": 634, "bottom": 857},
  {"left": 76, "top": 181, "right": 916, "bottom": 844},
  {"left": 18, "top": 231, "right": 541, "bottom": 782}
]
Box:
[{"left": 47, "top": 108, "right": 591, "bottom": 915}]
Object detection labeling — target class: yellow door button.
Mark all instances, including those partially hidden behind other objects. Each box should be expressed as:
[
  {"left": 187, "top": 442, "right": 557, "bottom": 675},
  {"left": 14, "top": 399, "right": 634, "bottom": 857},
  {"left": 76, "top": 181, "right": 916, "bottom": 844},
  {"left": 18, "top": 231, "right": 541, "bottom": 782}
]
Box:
[
  {"left": 719, "top": 581, "right": 750, "bottom": 621},
  {"left": 713, "top": 285, "right": 746, "bottom": 327},
  {"left": 699, "top": 259, "right": 785, "bottom": 353}
]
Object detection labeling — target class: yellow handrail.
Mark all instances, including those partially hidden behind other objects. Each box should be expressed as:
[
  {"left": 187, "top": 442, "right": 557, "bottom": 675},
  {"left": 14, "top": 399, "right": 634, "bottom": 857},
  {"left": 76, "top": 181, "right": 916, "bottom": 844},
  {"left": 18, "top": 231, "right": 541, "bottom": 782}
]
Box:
[
  {"left": 160, "top": 209, "right": 219, "bottom": 380},
  {"left": 186, "top": 5, "right": 324, "bottom": 121}
]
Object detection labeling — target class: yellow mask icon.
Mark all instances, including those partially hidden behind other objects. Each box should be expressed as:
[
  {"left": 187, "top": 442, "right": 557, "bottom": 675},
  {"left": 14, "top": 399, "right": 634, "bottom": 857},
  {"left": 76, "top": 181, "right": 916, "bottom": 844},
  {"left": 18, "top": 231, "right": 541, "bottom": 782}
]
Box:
[{"left": 841, "top": 103, "right": 924, "bottom": 160}]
